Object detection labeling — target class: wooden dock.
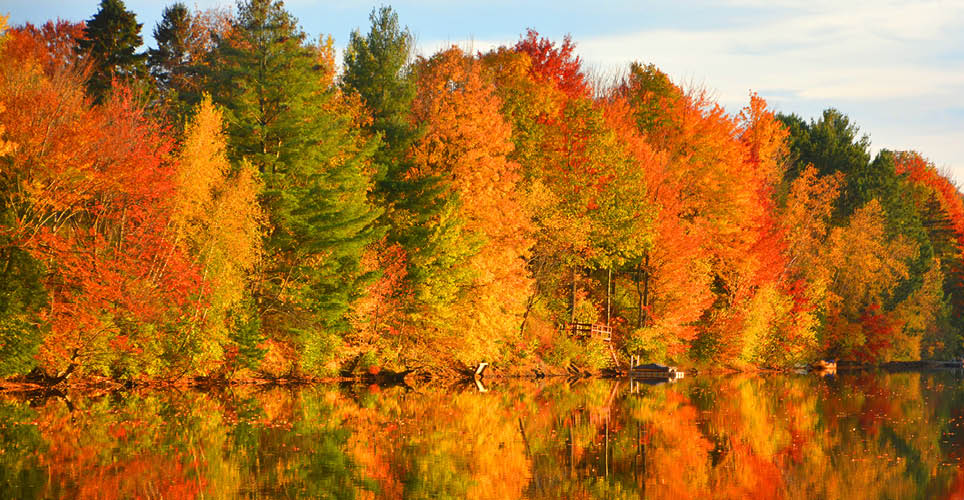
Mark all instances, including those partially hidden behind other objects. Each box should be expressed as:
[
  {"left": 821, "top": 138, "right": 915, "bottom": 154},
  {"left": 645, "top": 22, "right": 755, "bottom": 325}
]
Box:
[
  {"left": 809, "top": 360, "right": 837, "bottom": 374},
  {"left": 627, "top": 364, "right": 684, "bottom": 392},
  {"left": 627, "top": 359, "right": 684, "bottom": 380}
]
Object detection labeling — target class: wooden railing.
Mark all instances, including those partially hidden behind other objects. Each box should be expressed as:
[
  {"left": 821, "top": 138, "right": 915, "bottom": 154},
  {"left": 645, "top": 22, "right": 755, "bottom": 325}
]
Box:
[{"left": 565, "top": 322, "right": 612, "bottom": 342}]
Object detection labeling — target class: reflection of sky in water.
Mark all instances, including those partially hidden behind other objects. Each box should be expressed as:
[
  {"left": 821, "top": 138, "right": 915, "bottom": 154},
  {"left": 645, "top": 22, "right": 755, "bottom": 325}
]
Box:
[{"left": 2, "top": 372, "right": 964, "bottom": 498}]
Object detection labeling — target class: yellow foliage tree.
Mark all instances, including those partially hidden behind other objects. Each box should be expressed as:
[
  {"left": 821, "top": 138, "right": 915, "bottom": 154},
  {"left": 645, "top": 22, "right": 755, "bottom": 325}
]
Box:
[
  {"left": 822, "top": 199, "right": 918, "bottom": 359},
  {"left": 173, "top": 95, "right": 263, "bottom": 373},
  {"left": 410, "top": 47, "right": 534, "bottom": 365}
]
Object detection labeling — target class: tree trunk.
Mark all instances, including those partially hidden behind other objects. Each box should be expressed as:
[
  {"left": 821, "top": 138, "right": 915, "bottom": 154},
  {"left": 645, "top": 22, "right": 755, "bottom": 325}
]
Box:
[
  {"left": 569, "top": 266, "right": 577, "bottom": 324},
  {"left": 635, "top": 262, "right": 643, "bottom": 328},
  {"left": 519, "top": 291, "right": 537, "bottom": 336},
  {"left": 635, "top": 254, "right": 651, "bottom": 329},
  {"left": 642, "top": 255, "right": 650, "bottom": 325}
]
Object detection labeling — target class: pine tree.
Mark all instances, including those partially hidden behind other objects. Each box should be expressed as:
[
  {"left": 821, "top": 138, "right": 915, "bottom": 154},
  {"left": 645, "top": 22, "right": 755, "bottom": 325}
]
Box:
[
  {"left": 148, "top": 3, "right": 197, "bottom": 118},
  {"left": 148, "top": 3, "right": 190, "bottom": 92},
  {"left": 148, "top": 3, "right": 192, "bottom": 125},
  {"left": 210, "top": 0, "right": 381, "bottom": 372},
  {"left": 76, "top": 0, "right": 147, "bottom": 101},
  {"left": 342, "top": 6, "right": 416, "bottom": 175},
  {"left": 341, "top": 6, "right": 455, "bottom": 335}
]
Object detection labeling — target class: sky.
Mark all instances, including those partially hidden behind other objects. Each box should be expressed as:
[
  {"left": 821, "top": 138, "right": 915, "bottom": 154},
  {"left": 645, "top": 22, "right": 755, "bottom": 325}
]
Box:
[{"left": 6, "top": 0, "right": 964, "bottom": 183}]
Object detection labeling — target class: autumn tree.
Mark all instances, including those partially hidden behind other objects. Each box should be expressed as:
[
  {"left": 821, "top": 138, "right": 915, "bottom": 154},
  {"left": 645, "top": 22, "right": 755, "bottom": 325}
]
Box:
[
  {"left": 616, "top": 64, "right": 720, "bottom": 359},
  {"left": 3, "top": 20, "right": 87, "bottom": 75},
  {"left": 722, "top": 94, "right": 807, "bottom": 366},
  {"left": 600, "top": 93, "right": 702, "bottom": 360},
  {"left": 480, "top": 44, "right": 570, "bottom": 336},
  {"left": 616, "top": 63, "right": 776, "bottom": 363},
  {"left": 482, "top": 33, "right": 659, "bottom": 362},
  {"left": 408, "top": 46, "right": 533, "bottom": 366},
  {"left": 776, "top": 165, "right": 844, "bottom": 360},
  {"left": 0, "top": 17, "right": 47, "bottom": 377},
  {"left": 170, "top": 95, "right": 263, "bottom": 374},
  {"left": 821, "top": 200, "right": 918, "bottom": 361},
  {"left": 476, "top": 33, "right": 676, "bottom": 372},
  {"left": 0, "top": 35, "right": 203, "bottom": 379},
  {"left": 513, "top": 29, "right": 590, "bottom": 100},
  {"left": 781, "top": 110, "right": 943, "bottom": 361},
  {"left": 209, "top": 0, "right": 381, "bottom": 373}
]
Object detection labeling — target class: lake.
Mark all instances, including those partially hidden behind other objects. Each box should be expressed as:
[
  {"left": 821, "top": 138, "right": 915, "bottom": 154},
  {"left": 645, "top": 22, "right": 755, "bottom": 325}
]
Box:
[{"left": 2, "top": 371, "right": 963, "bottom": 499}]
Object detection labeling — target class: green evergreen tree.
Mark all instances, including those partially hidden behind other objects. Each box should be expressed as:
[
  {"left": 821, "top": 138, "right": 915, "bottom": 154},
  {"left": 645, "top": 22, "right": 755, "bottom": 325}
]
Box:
[
  {"left": 210, "top": 0, "right": 381, "bottom": 372},
  {"left": 148, "top": 2, "right": 195, "bottom": 120},
  {"left": 342, "top": 6, "right": 417, "bottom": 177},
  {"left": 76, "top": 0, "right": 147, "bottom": 101},
  {"left": 780, "top": 110, "right": 936, "bottom": 333},
  {"left": 341, "top": 7, "right": 458, "bottom": 322},
  {"left": 148, "top": 3, "right": 190, "bottom": 91},
  {"left": 778, "top": 110, "right": 924, "bottom": 237},
  {"left": 860, "top": 151, "right": 934, "bottom": 307},
  {"left": 778, "top": 109, "right": 872, "bottom": 185}
]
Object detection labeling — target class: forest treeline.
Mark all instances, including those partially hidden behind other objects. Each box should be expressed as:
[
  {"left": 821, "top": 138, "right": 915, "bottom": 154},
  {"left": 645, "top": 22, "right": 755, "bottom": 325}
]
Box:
[{"left": 1, "top": 0, "right": 963, "bottom": 382}]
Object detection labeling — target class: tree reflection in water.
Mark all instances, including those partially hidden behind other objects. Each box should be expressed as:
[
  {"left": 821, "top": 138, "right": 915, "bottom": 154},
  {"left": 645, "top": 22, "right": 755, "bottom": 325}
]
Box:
[{"left": 1, "top": 372, "right": 963, "bottom": 499}]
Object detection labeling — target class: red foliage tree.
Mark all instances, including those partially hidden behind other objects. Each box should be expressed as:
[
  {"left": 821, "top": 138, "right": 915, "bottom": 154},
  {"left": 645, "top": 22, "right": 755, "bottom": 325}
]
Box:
[
  {"left": 513, "top": 29, "right": 590, "bottom": 100},
  {"left": 895, "top": 151, "right": 964, "bottom": 309},
  {"left": 4, "top": 21, "right": 87, "bottom": 73},
  {"left": 0, "top": 39, "right": 202, "bottom": 378}
]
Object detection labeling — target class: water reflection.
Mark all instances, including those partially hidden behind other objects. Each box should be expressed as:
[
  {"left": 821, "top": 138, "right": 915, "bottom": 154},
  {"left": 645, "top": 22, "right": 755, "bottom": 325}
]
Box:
[{"left": 1, "top": 373, "right": 963, "bottom": 499}]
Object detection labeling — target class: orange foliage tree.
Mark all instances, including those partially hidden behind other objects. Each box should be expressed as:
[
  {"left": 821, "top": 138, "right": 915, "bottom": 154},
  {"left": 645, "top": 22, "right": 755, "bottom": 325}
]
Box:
[
  {"left": 894, "top": 151, "right": 964, "bottom": 355},
  {"left": 821, "top": 200, "right": 918, "bottom": 361},
  {"left": 616, "top": 65, "right": 795, "bottom": 364},
  {"left": 0, "top": 37, "right": 201, "bottom": 379},
  {"left": 408, "top": 46, "right": 533, "bottom": 366},
  {"left": 481, "top": 33, "right": 658, "bottom": 370}
]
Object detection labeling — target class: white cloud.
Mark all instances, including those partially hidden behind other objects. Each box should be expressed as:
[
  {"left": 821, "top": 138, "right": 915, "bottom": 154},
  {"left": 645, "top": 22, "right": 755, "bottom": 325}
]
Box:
[
  {"left": 565, "top": 1, "right": 964, "bottom": 181},
  {"left": 411, "top": 1, "right": 964, "bottom": 182},
  {"left": 575, "top": 1, "right": 964, "bottom": 101},
  {"left": 9, "top": 0, "right": 964, "bottom": 181}
]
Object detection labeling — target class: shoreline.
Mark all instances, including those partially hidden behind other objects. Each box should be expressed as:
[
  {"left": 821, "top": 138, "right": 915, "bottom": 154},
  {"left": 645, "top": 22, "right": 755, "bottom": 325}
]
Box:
[{"left": 2, "top": 359, "right": 962, "bottom": 395}]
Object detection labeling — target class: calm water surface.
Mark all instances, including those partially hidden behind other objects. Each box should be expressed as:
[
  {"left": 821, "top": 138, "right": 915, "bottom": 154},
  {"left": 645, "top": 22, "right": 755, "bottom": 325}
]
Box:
[{"left": 2, "top": 372, "right": 964, "bottom": 499}]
